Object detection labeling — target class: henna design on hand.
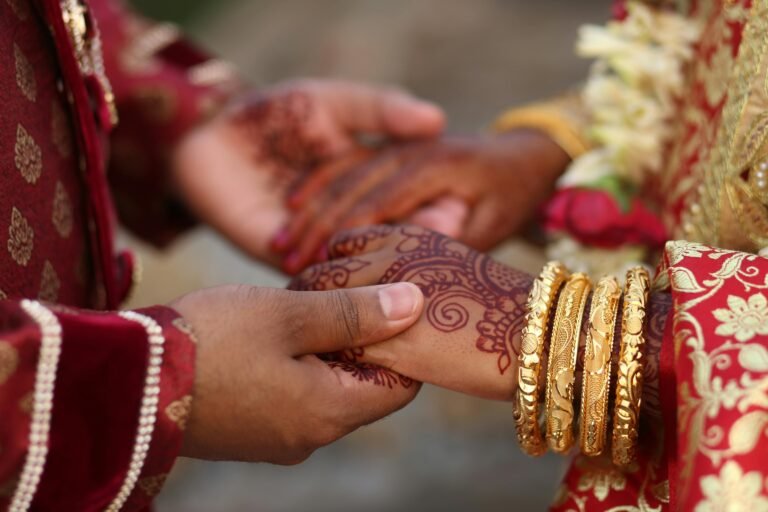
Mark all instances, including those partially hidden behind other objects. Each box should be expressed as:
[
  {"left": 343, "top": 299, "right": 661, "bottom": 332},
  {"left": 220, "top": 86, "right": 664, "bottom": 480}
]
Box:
[
  {"left": 640, "top": 292, "right": 671, "bottom": 422},
  {"left": 293, "top": 225, "right": 534, "bottom": 376},
  {"left": 231, "top": 91, "right": 329, "bottom": 185},
  {"left": 327, "top": 361, "right": 414, "bottom": 389}
]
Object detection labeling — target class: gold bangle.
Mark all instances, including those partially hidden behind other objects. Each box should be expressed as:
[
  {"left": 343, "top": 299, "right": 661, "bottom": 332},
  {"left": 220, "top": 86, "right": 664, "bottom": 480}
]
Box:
[
  {"left": 579, "top": 276, "right": 621, "bottom": 456},
  {"left": 493, "top": 94, "right": 592, "bottom": 160},
  {"left": 514, "top": 261, "right": 569, "bottom": 456},
  {"left": 545, "top": 273, "right": 591, "bottom": 453},
  {"left": 612, "top": 267, "right": 651, "bottom": 466}
]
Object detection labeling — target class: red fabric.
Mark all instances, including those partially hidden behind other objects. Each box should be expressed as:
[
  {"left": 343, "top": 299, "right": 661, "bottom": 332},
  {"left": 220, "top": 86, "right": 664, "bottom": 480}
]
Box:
[
  {"left": 661, "top": 243, "right": 768, "bottom": 509},
  {"left": 0, "top": 0, "right": 201, "bottom": 507},
  {"left": 90, "top": 0, "right": 240, "bottom": 247}
]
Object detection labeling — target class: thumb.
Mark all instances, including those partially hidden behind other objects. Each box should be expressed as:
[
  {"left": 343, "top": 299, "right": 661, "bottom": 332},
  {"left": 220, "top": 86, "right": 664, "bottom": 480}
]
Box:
[
  {"left": 325, "top": 81, "right": 445, "bottom": 139},
  {"left": 286, "top": 283, "right": 424, "bottom": 355}
]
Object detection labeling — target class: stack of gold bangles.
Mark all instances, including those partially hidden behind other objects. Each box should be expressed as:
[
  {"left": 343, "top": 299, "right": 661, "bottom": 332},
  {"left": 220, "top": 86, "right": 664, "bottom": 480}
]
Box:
[{"left": 514, "top": 262, "right": 650, "bottom": 466}]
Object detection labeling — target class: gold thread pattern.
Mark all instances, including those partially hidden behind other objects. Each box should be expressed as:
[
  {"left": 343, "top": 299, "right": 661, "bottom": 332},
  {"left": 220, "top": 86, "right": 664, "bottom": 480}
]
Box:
[
  {"left": 612, "top": 267, "right": 651, "bottom": 467},
  {"left": 51, "top": 181, "right": 73, "bottom": 239},
  {"left": 545, "top": 272, "right": 591, "bottom": 453},
  {"left": 38, "top": 261, "right": 61, "bottom": 303},
  {"left": 165, "top": 395, "right": 192, "bottom": 430},
  {"left": 0, "top": 340, "right": 19, "bottom": 385},
  {"left": 13, "top": 43, "right": 36, "bottom": 102},
  {"left": 579, "top": 276, "right": 621, "bottom": 456},
  {"left": 8, "top": 207, "right": 34, "bottom": 267},
  {"left": 514, "top": 261, "right": 569, "bottom": 456},
  {"left": 14, "top": 124, "right": 42, "bottom": 184},
  {"left": 51, "top": 100, "right": 73, "bottom": 158}
]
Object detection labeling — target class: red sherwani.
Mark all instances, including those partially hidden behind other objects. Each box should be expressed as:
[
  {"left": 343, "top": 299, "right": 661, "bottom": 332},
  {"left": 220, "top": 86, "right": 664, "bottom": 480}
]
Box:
[{"left": 0, "top": 0, "right": 233, "bottom": 509}]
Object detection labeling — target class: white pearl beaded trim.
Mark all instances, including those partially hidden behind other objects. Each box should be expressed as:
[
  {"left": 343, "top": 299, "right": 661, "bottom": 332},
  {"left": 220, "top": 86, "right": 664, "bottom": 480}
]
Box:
[
  {"left": 9, "top": 301, "right": 63, "bottom": 512},
  {"left": 105, "top": 311, "right": 166, "bottom": 512}
]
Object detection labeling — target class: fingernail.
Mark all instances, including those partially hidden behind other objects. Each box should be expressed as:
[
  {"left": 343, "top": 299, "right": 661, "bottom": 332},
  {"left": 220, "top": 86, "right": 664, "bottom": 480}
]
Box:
[
  {"left": 283, "top": 251, "right": 300, "bottom": 273},
  {"left": 379, "top": 283, "right": 420, "bottom": 321},
  {"left": 315, "top": 246, "right": 329, "bottom": 263},
  {"left": 271, "top": 229, "right": 290, "bottom": 251}
]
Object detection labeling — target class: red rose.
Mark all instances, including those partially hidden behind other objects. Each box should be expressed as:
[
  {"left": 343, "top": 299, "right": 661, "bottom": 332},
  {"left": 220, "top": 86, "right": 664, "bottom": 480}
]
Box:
[{"left": 543, "top": 187, "right": 667, "bottom": 249}]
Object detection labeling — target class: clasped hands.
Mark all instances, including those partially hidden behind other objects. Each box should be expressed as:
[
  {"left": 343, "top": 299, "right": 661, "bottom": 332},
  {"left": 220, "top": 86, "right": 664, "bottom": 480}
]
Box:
[{"left": 169, "top": 79, "right": 574, "bottom": 464}]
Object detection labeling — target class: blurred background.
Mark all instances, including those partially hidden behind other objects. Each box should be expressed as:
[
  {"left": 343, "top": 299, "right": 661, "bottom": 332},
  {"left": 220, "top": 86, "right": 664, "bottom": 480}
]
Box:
[{"left": 123, "top": 1, "right": 608, "bottom": 510}]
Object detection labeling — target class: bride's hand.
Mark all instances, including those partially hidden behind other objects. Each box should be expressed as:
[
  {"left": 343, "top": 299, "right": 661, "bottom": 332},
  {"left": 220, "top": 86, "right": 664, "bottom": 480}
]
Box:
[
  {"left": 173, "top": 79, "right": 444, "bottom": 265},
  {"left": 276, "top": 130, "right": 569, "bottom": 274},
  {"left": 289, "top": 224, "right": 534, "bottom": 400}
]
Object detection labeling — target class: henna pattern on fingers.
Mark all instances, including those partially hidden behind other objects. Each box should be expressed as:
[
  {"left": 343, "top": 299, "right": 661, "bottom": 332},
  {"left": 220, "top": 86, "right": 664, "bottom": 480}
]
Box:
[
  {"left": 231, "top": 91, "right": 328, "bottom": 185},
  {"left": 327, "top": 361, "right": 414, "bottom": 389},
  {"left": 293, "top": 226, "right": 534, "bottom": 375}
]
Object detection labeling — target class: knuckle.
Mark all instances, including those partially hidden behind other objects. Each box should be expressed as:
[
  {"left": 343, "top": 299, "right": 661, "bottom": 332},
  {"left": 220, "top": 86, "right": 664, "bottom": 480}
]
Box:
[{"left": 330, "top": 289, "right": 362, "bottom": 346}]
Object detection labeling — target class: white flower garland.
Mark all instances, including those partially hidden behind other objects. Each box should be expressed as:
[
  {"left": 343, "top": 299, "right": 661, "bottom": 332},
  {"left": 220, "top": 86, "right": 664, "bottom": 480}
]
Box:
[{"left": 559, "top": 2, "right": 701, "bottom": 188}]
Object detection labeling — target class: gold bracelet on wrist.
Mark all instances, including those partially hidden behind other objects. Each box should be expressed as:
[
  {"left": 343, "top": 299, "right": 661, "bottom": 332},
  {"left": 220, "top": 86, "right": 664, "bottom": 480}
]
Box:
[
  {"left": 579, "top": 276, "right": 621, "bottom": 457},
  {"left": 612, "top": 267, "right": 651, "bottom": 467},
  {"left": 514, "top": 261, "right": 569, "bottom": 457},
  {"left": 493, "top": 94, "right": 592, "bottom": 160},
  {"left": 545, "top": 273, "right": 591, "bottom": 453}
]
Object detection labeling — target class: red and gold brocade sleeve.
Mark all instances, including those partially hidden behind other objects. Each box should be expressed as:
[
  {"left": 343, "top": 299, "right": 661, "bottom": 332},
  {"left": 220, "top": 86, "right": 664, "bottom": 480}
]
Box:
[
  {"left": 0, "top": 301, "right": 196, "bottom": 511},
  {"left": 88, "top": 0, "right": 241, "bottom": 247},
  {"left": 551, "top": 242, "right": 768, "bottom": 511}
]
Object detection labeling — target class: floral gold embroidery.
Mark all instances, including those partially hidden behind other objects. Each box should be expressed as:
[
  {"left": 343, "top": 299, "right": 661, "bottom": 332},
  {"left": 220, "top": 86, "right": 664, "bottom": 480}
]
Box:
[
  {"left": 18, "top": 391, "right": 33, "bottom": 414},
  {"left": 172, "top": 317, "right": 198, "bottom": 344},
  {"left": 15, "top": 124, "right": 42, "bottom": 184},
  {"left": 713, "top": 294, "right": 768, "bottom": 342},
  {"left": 165, "top": 395, "right": 192, "bottom": 430},
  {"left": 696, "top": 461, "right": 768, "bottom": 512},
  {"left": 51, "top": 100, "right": 73, "bottom": 158},
  {"left": 138, "top": 473, "right": 168, "bottom": 497},
  {"left": 14, "top": 43, "right": 36, "bottom": 102},
  {"left": 39, "top": 261, "right": 60, "bottom": 303},
  {"left": 0, "top": 341, "right": 19, "bottom": 384},
  {"left": 575, "top": 455, "right": 629, "bottom": 502},
  {"left": 8, "top": 207, "right": 34, "bottom": 266},
  {"left": 132, "top": 86, "right": 177, "bottom": 124},
  {"left": 52, "top": 181, "right": 73, "bottom": 238},
  {"left": 6, "top": 0, "right": 30, "bottom": 20}
]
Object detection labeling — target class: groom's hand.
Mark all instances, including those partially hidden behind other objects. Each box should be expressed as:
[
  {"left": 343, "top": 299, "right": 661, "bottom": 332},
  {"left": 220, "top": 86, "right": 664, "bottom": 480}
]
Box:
[
  {"left": 172, "top": 79, "right": 444, "bottom": 265},
  {"left": 173, "top": 282, "right": 424, "bottom": 464},
  {"left": 290, "top": 225, "right": 535, "bottom": 401}
]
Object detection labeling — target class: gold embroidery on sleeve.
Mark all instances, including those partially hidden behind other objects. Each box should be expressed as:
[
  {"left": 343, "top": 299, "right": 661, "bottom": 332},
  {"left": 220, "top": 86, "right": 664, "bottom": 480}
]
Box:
[
  {"left": 14, "top": 124, "right": 42, "bottom": 184},
  {"left": 165, "top": 395, "right": 192, "bottom": 430},
  {"left": 171, "top": 317, "right": 198, "bottom": 344},
  {"left": 0, "top": 340, "right": 19, "bottom": 385},
  {"left": 137, "top": 473, "right": 168, "bottom": 498},
  {"left": 38, "top": 261, "right": 60, "bottom": 303},
  {"left": 18, "top": 391, "right": 33, "bottom": 415},
  {"left": 13, "top": 43, "right": 36, "bottom": 102},
  {"left": 51, "top": 181, "right": 73, "bottom": 238},
  {"left": 8, "top": 207, "right": 34, "bottom": 267},
  {"left": 0, "top": 289, "right": 7, "bottom": 300},
  {"left": 697, "top": 461, "right": 768, "bottom": 511},
  {"left": 6, "top": 0, "right": 30, "bottom": 20},
  {"left": 50, "top": 100, "right": 73, "bottom": 158}
]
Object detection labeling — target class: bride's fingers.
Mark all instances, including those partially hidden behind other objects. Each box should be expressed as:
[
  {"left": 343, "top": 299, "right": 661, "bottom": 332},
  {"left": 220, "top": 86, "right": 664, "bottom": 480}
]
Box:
[
  {"left": 287, "top": 148, "right": 372, "bottom": 210},
  {"left": 282, "top": 154, "right": 404, "bottom": 273},
  {"left": 406, "top": 196, "right": 469, "bottom": 239},
  {"left": 288, "top": 254, "right": 395, "bottom": 291},
  {"left": 327, "top": 225, "right": 402, "bottom": 259}
]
